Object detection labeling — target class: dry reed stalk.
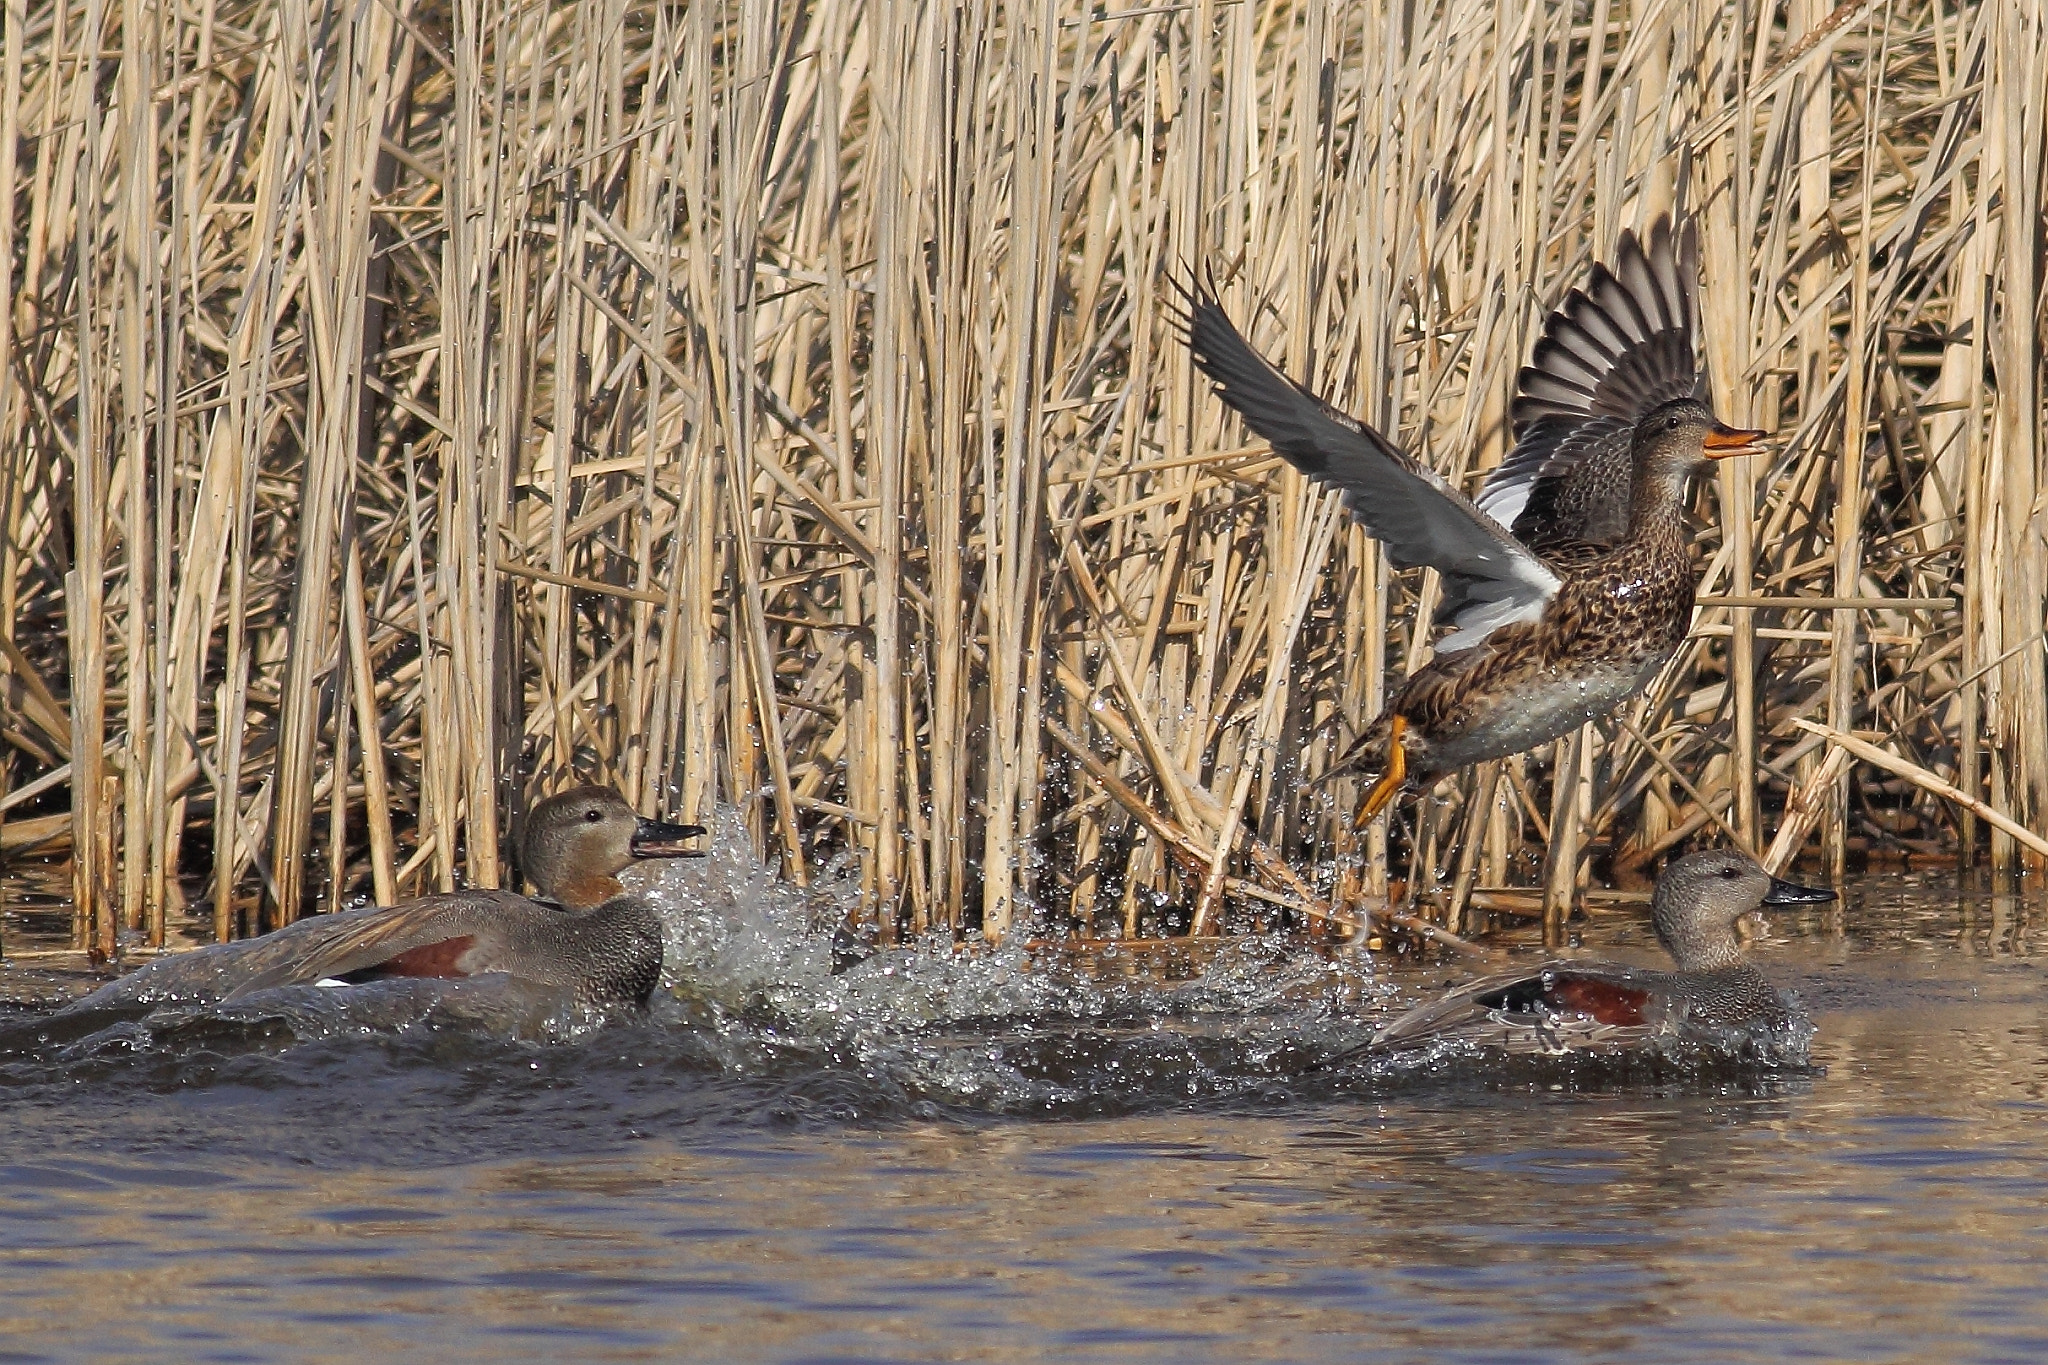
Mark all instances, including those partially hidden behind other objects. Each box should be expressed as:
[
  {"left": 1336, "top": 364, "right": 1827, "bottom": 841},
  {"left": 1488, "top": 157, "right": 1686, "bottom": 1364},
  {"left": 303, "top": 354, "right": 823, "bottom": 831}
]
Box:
[
  {"left": 1795, "top": 717, "right": 2048, "bottom": 861},
  {"left": 1763, "top": 742, "right": 1854, "bottom": 873},
  {"left": 3, "top": 0, "right": 2041, "bottom": 959},
  {"left": 1986, "top": 3, "right": 2048, "bottom": 872}
]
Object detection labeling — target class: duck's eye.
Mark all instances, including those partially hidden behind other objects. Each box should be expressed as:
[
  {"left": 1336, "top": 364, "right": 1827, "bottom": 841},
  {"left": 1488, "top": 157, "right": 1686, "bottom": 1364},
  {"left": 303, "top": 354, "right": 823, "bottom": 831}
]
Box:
[
  {"left": 1666, "top": 415, "right": 1680, "bottom": 431},
  {"left": 1720, "top": 866, "right": 1741, "bottom": 879},
  {"left": 585, "top": 809, "right": 602, "bottom": 823}
]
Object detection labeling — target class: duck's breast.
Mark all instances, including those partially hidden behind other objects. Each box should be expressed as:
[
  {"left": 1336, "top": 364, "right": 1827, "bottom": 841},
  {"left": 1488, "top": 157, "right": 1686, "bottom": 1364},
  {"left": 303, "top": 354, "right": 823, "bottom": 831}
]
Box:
[
  {"left": 484, "top": 898, "right": 665, "bottom": 1006},
  {"left": 1424, "top": 652, "right": 1665, "bottom": 771},
  {"left": 1669, "top": 966, "right": 1790, "bottom": 1027}
]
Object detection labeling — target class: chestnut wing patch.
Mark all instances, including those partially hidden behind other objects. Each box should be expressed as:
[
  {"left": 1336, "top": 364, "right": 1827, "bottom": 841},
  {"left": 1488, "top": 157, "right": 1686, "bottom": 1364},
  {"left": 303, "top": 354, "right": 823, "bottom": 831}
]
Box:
[
  {"left": 1475, "top": 973, "right": 1653, "bottom": 1026},
  {"left": 1546, "top": 976, "right": 1653, "bottom": 1026},
  {"left": 342, "top": 935, "right": 478, "bottom": 983}
]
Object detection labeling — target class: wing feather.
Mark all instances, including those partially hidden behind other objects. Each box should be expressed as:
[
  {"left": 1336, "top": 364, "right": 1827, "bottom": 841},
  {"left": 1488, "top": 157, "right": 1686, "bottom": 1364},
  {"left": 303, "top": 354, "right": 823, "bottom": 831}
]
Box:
[
  {"left": 1478, "top": 215, "right": 1705, "bottom": 544},
  {"left": 219, "top": 892, "right": 530, "bottom": 1000},
  {"left": 1527, "top": 336, "right": 1606, "bottom": 389},
  {"left": 1370, "top": 962, "right": 1674, "bottom": 1051},
  {"left": 1547, "top": 325, "right": 1619, "bottom": 375},
  {"left": 1565, "top": 294, "right": 1633, "bottom": 355},
  {"left": 1515, "top": 370, "right": 1597, "bottom": 410},
  {"left": 1178, "top": 280, "right": 1558, "bottom": 652}
]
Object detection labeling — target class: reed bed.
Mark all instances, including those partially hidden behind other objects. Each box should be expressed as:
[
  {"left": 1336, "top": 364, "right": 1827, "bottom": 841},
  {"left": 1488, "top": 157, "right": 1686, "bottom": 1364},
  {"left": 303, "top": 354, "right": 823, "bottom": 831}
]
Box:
[{"left": 1, "top": 0, "right": 2042, "bottom": 956}]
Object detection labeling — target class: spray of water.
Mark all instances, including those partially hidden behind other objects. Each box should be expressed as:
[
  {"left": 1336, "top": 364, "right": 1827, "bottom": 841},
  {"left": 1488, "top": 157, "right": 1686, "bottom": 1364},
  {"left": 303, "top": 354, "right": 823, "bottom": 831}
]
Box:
[{"left": 2, "top": 809, "right": 1813, "bottom": 1114}]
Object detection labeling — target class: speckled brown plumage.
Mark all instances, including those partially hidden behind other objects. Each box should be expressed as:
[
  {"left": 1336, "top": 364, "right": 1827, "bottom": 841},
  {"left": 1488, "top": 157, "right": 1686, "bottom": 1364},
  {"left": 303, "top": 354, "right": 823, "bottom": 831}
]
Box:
[
  {"left": 1178, "top": 215, "right": 1762, "bottom": 817},
  {"left": 1338, "top": 482, "right": 1703, "bottom": 799}
]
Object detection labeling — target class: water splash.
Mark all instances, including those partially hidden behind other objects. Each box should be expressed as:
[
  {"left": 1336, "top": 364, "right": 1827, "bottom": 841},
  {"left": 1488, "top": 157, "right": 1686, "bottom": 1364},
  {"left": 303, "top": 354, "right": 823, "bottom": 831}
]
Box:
[
  {"left": 636, "top": 804, "right": 1386, "bottom": 1114},
  {"left": 0, "top": 809, "right": 1816, "bottom": 1118}
]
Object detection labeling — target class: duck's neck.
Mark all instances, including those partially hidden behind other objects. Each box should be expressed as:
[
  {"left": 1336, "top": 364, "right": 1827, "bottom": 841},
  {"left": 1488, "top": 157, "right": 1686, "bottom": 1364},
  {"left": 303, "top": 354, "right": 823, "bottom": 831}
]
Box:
[
  {"left": 1652, "top": 898, "right": 1746, "bottom": 972},
  {"left": 546, "top": 871, "right": 626, "bottom": 911},
  {"left": 1623, "top": 460, "right": 1697, "bottom": 551},
  {"left": 1669, "top": 936, "right": 1744, "bottom": 972}
]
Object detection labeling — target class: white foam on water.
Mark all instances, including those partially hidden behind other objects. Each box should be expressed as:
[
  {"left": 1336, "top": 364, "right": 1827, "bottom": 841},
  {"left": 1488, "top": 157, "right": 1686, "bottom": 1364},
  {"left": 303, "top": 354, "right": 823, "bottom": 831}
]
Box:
[{"left": 630, "top": 804, "right": 1396, "bottom": 1111}]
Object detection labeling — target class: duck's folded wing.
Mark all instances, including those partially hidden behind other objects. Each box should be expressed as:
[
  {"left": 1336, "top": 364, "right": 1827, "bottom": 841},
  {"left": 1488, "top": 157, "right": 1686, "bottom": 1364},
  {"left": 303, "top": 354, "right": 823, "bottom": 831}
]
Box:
[
  {"left": 1369, "top": 962, "right": 1678, "bottom": 1050},
  {"left": 1476, "top": 215, "right": 1703, "bottom": 547},
  {"left": 1180, "top": 283, "right": 1558, "bottom": 653},
  {"left": 219, "top": 892, "right": 529, "bottom": 1001},
  {"left": 1368, "top": 967, "right": 1562, "bottom": 1049},
  {"left": 62, "top": 907, "right": 394, "bottom": 1012}
]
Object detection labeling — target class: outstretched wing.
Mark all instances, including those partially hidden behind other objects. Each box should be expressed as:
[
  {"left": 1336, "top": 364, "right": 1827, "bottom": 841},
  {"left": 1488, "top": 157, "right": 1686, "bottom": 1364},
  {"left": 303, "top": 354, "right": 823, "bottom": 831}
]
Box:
[
  {"left": 1179, "top": 280, "right": 1559, "bottom": 653},
  {"left": 218, "top": 892, "right": 530, "bottom": 1000},
  {"left": 1476, "top": 215, "right": 1704, "bottom": 548}
]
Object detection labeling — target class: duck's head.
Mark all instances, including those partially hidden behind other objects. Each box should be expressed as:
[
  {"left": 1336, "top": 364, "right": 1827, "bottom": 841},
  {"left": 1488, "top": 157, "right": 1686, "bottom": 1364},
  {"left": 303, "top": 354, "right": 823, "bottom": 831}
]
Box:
[
  {"left": 520, "top": 785, "right": 705, "bottom": 909},
  {"left": 1651, "top": 848, "right": 1834, "bottom": 971},
  {"left": 1629, "top": 397, "right": 1766, "bottom": 514}
]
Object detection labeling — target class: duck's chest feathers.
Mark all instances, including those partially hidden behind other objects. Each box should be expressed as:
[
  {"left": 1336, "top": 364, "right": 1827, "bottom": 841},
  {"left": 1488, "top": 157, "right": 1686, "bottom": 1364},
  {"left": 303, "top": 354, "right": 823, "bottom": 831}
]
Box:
[
  {"left": 572, "top": 900, "right": 667, "bottom": 1006},
  {"left": 1668, "top": 965, "right": 1787, "bottom": 1027},
  {"left": 1395, "top": 535, "right": 1697, "bottom": 769},
  {"left": 1550, "top": 536, "right": 1698, "bottom": 664}
]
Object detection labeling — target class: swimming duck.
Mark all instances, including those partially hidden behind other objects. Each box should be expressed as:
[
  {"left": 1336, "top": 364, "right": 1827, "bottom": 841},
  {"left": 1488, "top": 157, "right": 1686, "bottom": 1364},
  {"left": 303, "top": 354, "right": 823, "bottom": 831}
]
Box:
[
  {"left": 1364, "top": 849, "right": 1834, "bottom": 1055},
  {"left": 69, "top": 786, "right": 704, "bottom": 1013},
  {"left": 217, "top": 786, "right": 704, "bottom": 1007},
  {"left": 1180, "top": 217, "right": 1763, "bottom": 820}
]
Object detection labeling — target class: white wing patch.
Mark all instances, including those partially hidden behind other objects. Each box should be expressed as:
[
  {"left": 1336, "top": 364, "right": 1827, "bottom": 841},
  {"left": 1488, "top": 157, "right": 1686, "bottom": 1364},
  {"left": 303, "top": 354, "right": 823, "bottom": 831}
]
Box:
[
  {"left": 1473, "top": 480, "right": 1535, "bottom": 537},
  {"left": 1436, "top": 556, "right": 1562, "bottom": 652}
]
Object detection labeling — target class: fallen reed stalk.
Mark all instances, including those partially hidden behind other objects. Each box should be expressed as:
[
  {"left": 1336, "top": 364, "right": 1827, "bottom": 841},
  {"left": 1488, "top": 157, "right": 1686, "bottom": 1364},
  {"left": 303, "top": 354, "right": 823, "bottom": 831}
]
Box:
[
  {"left": 1, "top": 0, "right": 2042, "bottom": 955},
  {"left": 1793, "top": 718, "right": 2048, "bottom": 862}
]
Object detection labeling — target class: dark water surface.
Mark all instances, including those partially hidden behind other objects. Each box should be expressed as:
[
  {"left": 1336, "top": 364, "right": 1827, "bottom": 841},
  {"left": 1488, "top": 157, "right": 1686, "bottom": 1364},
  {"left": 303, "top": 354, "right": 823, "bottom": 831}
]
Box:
[{"left": 1, "top": 845, "right": 2044, "bottom": 1363}]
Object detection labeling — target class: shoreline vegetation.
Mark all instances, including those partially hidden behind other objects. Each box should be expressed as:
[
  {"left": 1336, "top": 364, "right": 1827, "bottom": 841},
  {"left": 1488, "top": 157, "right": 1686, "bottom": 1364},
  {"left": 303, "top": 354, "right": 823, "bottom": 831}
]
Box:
[{"left": 2, "top": 0, "right": 2043, "bottom": 962}]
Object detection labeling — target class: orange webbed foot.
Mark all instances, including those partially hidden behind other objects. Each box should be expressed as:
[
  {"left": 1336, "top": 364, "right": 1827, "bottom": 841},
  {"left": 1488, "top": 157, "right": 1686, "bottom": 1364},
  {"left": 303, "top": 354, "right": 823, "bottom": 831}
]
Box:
[{"left": 1355, "top": 715, "right": 1407, "bottom": 825}]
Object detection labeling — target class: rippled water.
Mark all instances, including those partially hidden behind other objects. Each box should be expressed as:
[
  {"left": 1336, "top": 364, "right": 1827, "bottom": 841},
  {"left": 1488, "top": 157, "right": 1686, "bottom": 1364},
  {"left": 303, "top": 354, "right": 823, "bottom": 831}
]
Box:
[{"left": 1, "top": 833, "right": 2044, "bottom": 1362}]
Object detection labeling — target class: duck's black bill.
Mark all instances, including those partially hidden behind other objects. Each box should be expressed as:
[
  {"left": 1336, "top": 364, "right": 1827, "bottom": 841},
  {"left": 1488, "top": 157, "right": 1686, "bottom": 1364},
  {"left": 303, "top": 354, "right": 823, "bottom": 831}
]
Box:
[
  {"left": 1703, "top": 422, "right": 1768, "bottom": 457},
  {"left": 1761, "top": 875, "right": 1835, "bottom": 905},
  {"left": 631, "top": 817, "right": 708, "bottom": 857}
]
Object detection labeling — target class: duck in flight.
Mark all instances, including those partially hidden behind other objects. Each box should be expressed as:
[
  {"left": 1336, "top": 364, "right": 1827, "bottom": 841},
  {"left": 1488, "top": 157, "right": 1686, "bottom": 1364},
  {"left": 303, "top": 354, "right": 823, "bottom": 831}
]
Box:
[
  {"left": 1359, "top": 848, "right": 1833, "bottom": 1056},
  {"left": 68, "top": 786, "right": 704, "bottom": 1013},
  {"left": 1180, "top": 216, "right": 1763, "bottom": 821}
]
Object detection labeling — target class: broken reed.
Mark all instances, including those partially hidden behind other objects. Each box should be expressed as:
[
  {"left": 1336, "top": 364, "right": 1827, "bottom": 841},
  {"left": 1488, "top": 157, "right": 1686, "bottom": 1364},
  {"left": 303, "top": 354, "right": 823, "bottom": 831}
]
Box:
[{"left": 1, "top": 0, "right": 2043, "bottom": 957}]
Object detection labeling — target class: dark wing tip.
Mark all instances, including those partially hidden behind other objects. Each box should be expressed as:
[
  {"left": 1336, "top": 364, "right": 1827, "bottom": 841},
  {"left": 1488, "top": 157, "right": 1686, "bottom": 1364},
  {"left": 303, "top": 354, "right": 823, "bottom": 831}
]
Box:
[
  {"left": 1643, "top": 212, "right": 1672, "bottom": 262},
  {"left": 1161, "top": 262, "right": 1201, "bottom": 339},
  {"left": 1163, "top": 259, "right": 1236, "bottom": 348},
  {"left": 1514, "top": 212, "right": 1701, "bottom": 424},
  {"left": 1174, "top": 271, "right": 1283, "bottom": 402},
  {"left": 1161, "top": 261, "right": 1225, "bottom": 364}
]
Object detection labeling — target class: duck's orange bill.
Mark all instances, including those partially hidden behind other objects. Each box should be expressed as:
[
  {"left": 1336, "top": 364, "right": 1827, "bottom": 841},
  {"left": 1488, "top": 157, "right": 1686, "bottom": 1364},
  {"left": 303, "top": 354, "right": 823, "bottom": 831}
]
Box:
[{"left": 1703, "top": 422, "right": 1768, "bottom": 457}]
